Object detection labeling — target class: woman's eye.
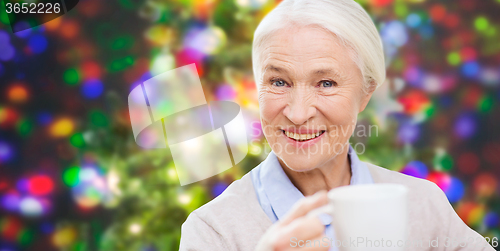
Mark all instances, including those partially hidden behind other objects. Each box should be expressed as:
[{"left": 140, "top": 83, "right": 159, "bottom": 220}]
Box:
[
  {"left": 320, "top": 80, "right": 336, "bottom": 88},
  {"left": 272, "top": 80, "right": 287, "bottom": 87}
]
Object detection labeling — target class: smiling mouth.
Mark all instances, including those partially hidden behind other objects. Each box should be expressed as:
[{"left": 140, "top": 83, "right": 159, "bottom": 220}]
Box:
[{"left": 282, "top": 130, "right": 326, "bottom": 142}]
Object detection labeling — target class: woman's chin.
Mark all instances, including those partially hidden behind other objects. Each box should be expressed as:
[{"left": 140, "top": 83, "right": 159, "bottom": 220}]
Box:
[
  {"left": 285, "top": 166, "right": 317, "bottom": 173},
  {"left": 278, "top": 155, "right": 321, "bottom": 173}
]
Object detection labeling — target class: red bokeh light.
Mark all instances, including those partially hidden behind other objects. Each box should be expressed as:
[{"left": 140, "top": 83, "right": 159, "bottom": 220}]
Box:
[
  {"left": 427, "top": 172, "right": 452, "bottom": 191},
  {"left": 81, "top": 61, "right": 102, "bottom": 81},
  {"left": 473, "top": 173, "right": 497, "bottom": 197},
  {"left": 397, "top": 90, "right": 430, "bottom": 115},
  {"left": 430, "top": 4, "right": 446, "bottom": 23},
  {"left": 28, "top": 175, "right": 55, "bottom": 196}
]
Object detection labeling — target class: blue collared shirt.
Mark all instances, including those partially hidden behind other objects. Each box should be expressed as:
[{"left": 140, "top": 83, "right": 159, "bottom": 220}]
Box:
[{"left": 251, "top": 145, "right": 374, "bottom": 250}]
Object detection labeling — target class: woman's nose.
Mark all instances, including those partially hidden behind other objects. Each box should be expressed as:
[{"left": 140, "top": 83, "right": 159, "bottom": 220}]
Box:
[{"left": 282, "top": 88, "right": 316, "bottom": 125}]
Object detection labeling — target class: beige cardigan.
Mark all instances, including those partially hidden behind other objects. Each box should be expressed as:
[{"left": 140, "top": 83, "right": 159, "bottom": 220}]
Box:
[{"left": 180, "top": 162, "right": 494, "bottom": 251}]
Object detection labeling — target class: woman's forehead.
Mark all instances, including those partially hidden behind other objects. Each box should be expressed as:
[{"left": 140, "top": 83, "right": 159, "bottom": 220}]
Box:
[
  {"left": 265, "top": 26, "right": 343, "bottom": 54},
  {"left": 259, "top": 27, "right": 357, "bottom": 77}
]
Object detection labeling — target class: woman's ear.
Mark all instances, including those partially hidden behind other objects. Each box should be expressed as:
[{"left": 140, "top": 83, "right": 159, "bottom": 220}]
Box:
[{"left": 359, "top": 80, "right": 377, "bottom": 113}]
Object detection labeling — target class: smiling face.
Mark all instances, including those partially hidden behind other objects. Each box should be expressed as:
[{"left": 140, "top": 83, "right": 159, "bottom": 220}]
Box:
[{"left": 257, "top": 25, "right": 374, "bottom": 172}]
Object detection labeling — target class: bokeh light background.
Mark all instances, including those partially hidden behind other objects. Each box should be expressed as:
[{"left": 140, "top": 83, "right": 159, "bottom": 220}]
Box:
[{"left": 0, "top": 0, "right": 499, "bottom": 250}]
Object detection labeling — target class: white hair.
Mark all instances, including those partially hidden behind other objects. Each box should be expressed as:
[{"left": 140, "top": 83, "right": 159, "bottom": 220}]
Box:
[{"left": 252, "top": 0, "right": 385, "bottom": 91}]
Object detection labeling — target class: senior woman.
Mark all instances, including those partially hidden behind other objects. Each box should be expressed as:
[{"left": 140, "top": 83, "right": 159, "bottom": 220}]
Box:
[{"left": 180, "top": 0, "right": 493, "bottom": 250}]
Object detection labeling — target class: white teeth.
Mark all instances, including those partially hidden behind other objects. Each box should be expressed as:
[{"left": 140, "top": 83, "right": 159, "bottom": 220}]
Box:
[{"left": 284, "top": 131, "right": 324, "bottom": 141}]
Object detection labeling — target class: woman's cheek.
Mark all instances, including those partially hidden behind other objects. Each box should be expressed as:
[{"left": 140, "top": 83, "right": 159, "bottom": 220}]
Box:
[
  {"left": 320, "top": 98, "right": 358, "bottom": 139},
  {"left": 258, "top": 93, "right": 282, "bottom": 143},
  {"left": 259, "top": 92, "right": 285, "bottom": 121}
]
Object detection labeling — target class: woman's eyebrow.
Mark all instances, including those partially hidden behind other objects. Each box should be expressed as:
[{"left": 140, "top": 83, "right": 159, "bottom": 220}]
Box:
[
  {"left": 262, "top": 65, "right": 287, "bottom": 75},
  {"left": 312, "top": 68, "right": 341, "bottom": 78},
  {"left": 261, "top": 65, "right": 341, "bottom": 79}
]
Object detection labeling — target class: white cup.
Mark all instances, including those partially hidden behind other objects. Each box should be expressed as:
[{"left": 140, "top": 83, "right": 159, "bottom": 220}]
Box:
[{"left": 308, "top": 183, "right": 408, "bottom": 251}]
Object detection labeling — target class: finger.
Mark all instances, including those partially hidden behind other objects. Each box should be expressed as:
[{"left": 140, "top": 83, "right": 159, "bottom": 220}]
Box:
[
  {"left": 280, "top": 215, "right": 325, "bottom": 241},
  {"left": 285, "top": 234, "right": 330, "bottom": 251},
  {"left": 280, "top": 190, "right": 328, "bottom": 226}
]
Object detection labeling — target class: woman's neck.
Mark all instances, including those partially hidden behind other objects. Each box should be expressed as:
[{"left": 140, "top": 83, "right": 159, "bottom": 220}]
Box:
[{"left": 279, "top": 149, "right": 352, "bottom": 196}]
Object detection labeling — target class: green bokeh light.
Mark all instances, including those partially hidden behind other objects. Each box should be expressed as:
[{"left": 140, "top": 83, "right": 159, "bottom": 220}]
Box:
[
  {"left": 63, "top": 166, "right": 81, "bottom": 187},
  {"left": 433, "top": 153, "right": 454, "bottom": 171},
  {"left": 108, "top": 56, "right": 135, "bottom": 72},
  {"left": 111, "top": 36, "right": 135, "bottom": 50},
  {"left": 424, "top": 104, "right": 436, "bottom": 118},
  {"left": 90, "top": 110, "right": 109, "bottom": 127},
  {"left": 64, "top": 68, "right": 81, "bottom": 86},
  {"left": 70, "top": 133, "right": 86, "bottom": 148},
  {"left": 0, "top": 3, "right": 9, "bottom": 25},
  {"left": 17, "top": 229, "right": 34, "bottom": 246},
  {"left": 118, "top": 0, "right": 136, "bottom": 9},
  {"left": 394, "top": 4, "right": 408, "bottom": 18},
  {"left": 478, "top": 96, "right": 494, "bottom": 113},
  {"left": 74, "top": 241, "right": 87, "bottom": 251},
  {"left": 474, "top": 16, "right": 489, "bottom": 31},
  {"left": 447, "top": 52, "right": 461, "bottom": 66},
  {"left": 16, "top": 119, "right": 33, "bottom": 137}
]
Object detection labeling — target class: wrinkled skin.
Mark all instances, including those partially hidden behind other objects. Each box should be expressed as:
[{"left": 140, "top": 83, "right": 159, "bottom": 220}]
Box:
[
  {"left": 258, "top": 25, "right": 375, "bottom": 195},
  {"left": 255, "top": 25, "right": 377, "bottom": 251}
]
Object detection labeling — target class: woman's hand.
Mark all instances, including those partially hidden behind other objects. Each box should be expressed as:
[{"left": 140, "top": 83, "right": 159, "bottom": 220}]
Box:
[{"left": 255, "top": 191, "right": 329, "bottom": 251}]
